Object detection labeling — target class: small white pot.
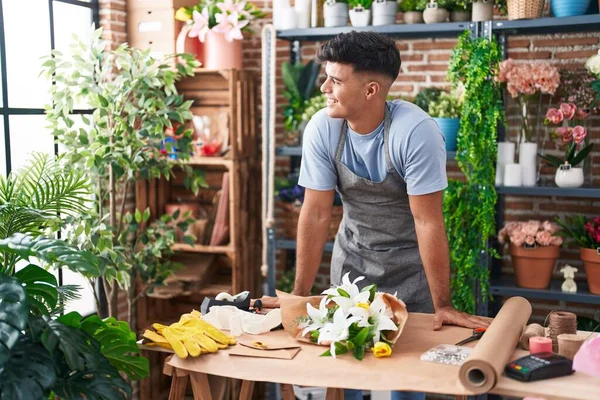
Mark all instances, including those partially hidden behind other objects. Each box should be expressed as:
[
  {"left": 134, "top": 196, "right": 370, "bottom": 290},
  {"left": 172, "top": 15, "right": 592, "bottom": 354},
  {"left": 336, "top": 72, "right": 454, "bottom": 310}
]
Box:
[
  {"left": 349, "top": 7, "right": 371, "bottom": 26},
  {"left": 372, "top": 0, "right": 397, "bottom": 26},
  {"left": 472, "top": 0, "right": 493, "bottom": 21},
  {"left": 423, "top": 2, "right": 449, "bottom": 23},
  {"left": 324, "top": 1, "right": 349, "bottom": 27},
  {"left": 403, "top": 11, "right": 424, "bottom": 23},
  {"left": 555, "top": 165, "right": 584, "bottom": 188}
]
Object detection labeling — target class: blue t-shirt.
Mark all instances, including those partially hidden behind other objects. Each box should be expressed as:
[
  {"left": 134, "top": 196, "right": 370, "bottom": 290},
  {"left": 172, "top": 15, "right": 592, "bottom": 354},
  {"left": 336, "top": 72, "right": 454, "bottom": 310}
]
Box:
[{"left": 298, "top": 100, "right": 448, "bottom": 196}]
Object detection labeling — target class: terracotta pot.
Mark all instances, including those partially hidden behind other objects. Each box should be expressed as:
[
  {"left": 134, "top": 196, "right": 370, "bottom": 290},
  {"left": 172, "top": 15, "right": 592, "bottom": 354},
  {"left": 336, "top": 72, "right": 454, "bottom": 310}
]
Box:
[
  {"left": 509, "top": 243, "right": 560, "bottom": 289},
  {"left": 203, "top": 31, "right": 242, "bottom": 70},
  {"left": 580, "top": 247, "right": 600, "bottom": 295}
]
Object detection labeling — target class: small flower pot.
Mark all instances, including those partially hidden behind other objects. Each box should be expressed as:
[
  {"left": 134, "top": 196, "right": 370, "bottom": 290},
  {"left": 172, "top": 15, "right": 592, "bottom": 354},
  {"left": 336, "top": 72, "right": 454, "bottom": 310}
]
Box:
[
  {"left": 555, "top": 165, "right": 584, "bottom": 188},
  {"left": 403, "top": 11, "right": 424, "bottom": 24},
  {"left": 472, "top": 0, "right": 494, "bottom": 21},
  {"left": 510, "top": 243, "right": 560, "bottom": 289},
  {"left": 433, "top": 117, "right": 459, "bottom": 152},
  {"left": 349, "top": 6, "right": 371, "bottom": 27},
  {"left": 580, "top": 248, "right": 600, "bottom": 295},
  {"left": 450, "top": 10, "right": 471, "bottom": 21},
  {"left": 324, "top": 1, "right": 349, "bottom": 27},
  {"left": 372, "top": 0, "right": 397, "bottom": 26},
  {"left": 423, "top": 2, "right": 449, "bottom": 23},
  {"left": 551, "top": 0, "right": 591, "bottom": 17}
]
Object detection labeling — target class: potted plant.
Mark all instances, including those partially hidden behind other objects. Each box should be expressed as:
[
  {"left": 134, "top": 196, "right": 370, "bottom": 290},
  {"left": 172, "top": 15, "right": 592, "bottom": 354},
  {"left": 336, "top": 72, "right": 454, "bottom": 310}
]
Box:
[
  {"left": 283, "top": 60, "right": 322, "bottom": 145},
  {"left": 555, "top": 215, "right": 600, "bottom": 294},
  {"left": 498, "top": 220, "right": 563, "bottom": 289},
  {"left": 497, "top": 59, "right": 561, "bottom": 187},
  {"left": 324, "top": 0, "right": 350, "bottom": 27},
  {"left": 349, "top": 0, "right": 374, "bottom": 26},
  {"left": 448, "top": 0, "right": 471, "bottom": 21},
  {"left": 414, "top": 87, "right": 442, "bottom": 112},
  {"left": 0, "top": 154, "right": 149, "bottom": 399},
  {"left": 586, "top": 50, "right": 600, "bottom": 108},
  {"left": 372, "top": 0, "right": 398, "bottom": 26},
  {"left": 398, "top": 0, "right": 427, "bottom": 23},
  {"left": 423, "top": 0, "right": 450, "bottom": 23},
  {"left": 551, "top": 0, "right": 591, "bottom": 17},
  {"left": 42, "top": 29, "right": 206, "bottom": 332},
  {"left": 506, "top": 0, "right": 544, "bottom": 20},
  {"left": 175, "top": 0, "right": 265, "bottom": 69},
  {"left": 428, "top": 91, "right": 462, "bottom": 151},
  {"left": 539, "top": 103, "right": 593, "bottom": 188}
]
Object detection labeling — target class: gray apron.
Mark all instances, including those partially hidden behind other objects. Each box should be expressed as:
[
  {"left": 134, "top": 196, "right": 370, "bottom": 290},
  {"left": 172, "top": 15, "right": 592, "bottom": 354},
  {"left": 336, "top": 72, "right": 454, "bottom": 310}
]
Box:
[{"left": 330, "top": 106, "right": 434, "bottom": 313}]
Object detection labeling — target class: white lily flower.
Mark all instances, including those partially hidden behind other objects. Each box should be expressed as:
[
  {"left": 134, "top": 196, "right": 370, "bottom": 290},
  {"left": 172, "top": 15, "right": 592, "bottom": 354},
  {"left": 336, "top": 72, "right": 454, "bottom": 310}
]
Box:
[
  {"left": 348, "top": 293, "right": 397, "bottom": 343},
  {"left": 317, "top": 307, "right": 357, "bottom": 358},
  {"left": 322, "top": 272, "right": 364, "bottom": 299},
  {"left": 331, "top": 289, "right": 370, "bottom": 314},
  {"left": 298, "top": 297, "right": 329, "bottom": 337}
]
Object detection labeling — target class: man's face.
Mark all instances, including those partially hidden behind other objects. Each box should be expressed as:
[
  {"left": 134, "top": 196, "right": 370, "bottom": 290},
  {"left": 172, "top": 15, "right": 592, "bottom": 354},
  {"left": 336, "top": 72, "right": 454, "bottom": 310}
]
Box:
[{"left": 320, "top": 62, "right": 368, "bottom": 120}]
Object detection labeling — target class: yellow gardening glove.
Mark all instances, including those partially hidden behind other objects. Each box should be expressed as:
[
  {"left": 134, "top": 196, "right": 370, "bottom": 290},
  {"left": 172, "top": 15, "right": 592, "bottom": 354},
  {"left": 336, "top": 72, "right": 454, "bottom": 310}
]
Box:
[{"left": 179, "top": 313, "right": 237, "bottom": 346}]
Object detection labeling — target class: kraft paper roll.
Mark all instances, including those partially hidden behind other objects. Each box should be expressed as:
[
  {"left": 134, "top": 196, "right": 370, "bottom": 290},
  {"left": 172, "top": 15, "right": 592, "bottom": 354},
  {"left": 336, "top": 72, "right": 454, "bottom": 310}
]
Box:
[
  {"left": 459, "top": 297, "right": 532, "bottom": 394},
  {"left": 529, "top": 336, "right": 552, "bottom": 355}
]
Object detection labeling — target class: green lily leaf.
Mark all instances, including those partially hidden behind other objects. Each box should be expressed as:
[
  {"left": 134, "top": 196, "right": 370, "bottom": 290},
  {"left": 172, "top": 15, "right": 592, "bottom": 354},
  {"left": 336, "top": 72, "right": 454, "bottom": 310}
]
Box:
[
  {"left": 352, "top": 344, "right": 365, "bottom": 361},
  {"left": 361, "top": 284, "right": 376, "bottom": 302},
  {"left": 353, "top": 326, "right": 371, "bottom": 347},
  {"left": 0, "top": 274, "right": 28, "bottom": 368},
  {"left": 0, "top": 336, "right": 56, "bottom": 400},
  {"left": 337, "top": 288, "right": 350, "bottom": 298},
  {"left": 14, "top": 264, "right": 58, "bottom": 315}
]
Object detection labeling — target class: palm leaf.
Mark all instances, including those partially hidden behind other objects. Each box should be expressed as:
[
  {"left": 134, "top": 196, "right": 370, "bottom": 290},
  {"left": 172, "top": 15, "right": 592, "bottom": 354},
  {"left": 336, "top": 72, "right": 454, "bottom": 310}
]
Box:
[
  {"left": 14, "top": 264, "right": 58, "bottom": 315},
  {"left": 0, "top": 336, "right": 56, "bottom": 400},
  {"left": 0, "top": 205, "right": 51, "bottom": 239},
  {"left": 0, "top": 233, "right": 102, "bottom": 276},
  {"left": 52, "top": 284, "right": 83, "bottom": 317},
  {"left": 0, "top": 274, "right": 28, "bottom": 368}
]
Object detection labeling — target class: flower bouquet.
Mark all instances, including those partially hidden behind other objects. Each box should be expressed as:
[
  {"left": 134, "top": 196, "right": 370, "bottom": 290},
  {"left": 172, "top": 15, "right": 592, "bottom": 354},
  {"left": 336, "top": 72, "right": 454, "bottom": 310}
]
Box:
[
  {"left": 278, "top": 273, "right": 408, "bottom": 360},
  {"left": 498, "top": 220, "right": 562, "bottom": 289}
]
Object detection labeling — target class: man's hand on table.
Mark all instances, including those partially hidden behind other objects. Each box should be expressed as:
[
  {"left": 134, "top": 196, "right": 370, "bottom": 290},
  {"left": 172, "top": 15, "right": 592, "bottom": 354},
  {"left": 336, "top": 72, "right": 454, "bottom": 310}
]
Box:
[{"left": 433, "top": 305, "right": 492, "bottom": 331}]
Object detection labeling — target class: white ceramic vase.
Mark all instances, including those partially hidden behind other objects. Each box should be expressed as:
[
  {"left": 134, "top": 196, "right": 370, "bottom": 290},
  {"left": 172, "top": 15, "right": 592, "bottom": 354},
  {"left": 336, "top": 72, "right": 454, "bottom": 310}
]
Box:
[
  {"left": 403, "top": 11, "right": 424, "bottom": 24},
  {"left": 349, "top": 7, "right": 371, "bottom": 26},
  {"left": 555, "top": 165, "right": 584, "bottom": 188},
  {"left": 519, "top": 142, "right": 538, "bottom": 187},
  {"left": 472, "top": 0, "right": 493, "bottom": 21},
  {"left": 324, "top": 1, "right": 349, "bottom": 27},
  {"left": 423, "top": 2, "right": 449, "bottom": 23},
  {"left": 372, "top": 0, "right": 397, "bottom": 26}
]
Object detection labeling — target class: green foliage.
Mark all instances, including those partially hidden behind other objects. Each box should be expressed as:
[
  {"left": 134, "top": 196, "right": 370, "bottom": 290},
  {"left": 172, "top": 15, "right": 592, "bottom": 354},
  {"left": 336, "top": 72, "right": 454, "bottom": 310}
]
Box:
[
  {"left": 539, "top": 142, "right": 594, "bottom": 168},
  {"left": 398, "top": 0, "right": 427, "bottom": 12},
  {"left": 301, "top": 94, "right": 327, "bottom": 122},
  {"left": 445, "top": 31, "right": 504, "bottom": 313},
  {"left": 428, "top": 92, "right": 462, "bottom": 118},
  {"left": 414, "top": 88, "right": 442, "bottom": 113},
  {"left": 447, "top": 0, "right": 472, "bottom": 11},
  {"left": 349, "top": 0, "right": 374, "bottom": 9},
  {"left": 283, "top": 60, "right": 322, "bottom": 132},
  {"left": 458, "top": 0, "right": 506, "bottom": 15},
  {"left": 41, "top": 27, "right": 207, "bottom": 321},
  {"left": 555, "top": 215, "right": 597, "bottom": 249}
]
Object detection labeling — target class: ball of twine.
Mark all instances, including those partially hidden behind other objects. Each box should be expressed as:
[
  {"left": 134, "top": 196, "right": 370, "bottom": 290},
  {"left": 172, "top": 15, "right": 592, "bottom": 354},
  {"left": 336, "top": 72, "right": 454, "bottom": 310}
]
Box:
[
  {"left": 520, "top": 323, "right": 545, "bottom": 350},
  {"left": 547, "top": 311, "right": 577, "bottom": 352},
  {"left": 557, "top": 334, "right": 586, "bottom": 360}
]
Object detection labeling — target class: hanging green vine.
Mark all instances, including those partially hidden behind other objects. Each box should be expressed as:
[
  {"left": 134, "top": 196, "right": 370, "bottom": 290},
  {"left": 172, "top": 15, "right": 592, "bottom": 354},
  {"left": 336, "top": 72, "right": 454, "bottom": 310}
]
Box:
[{"left": 443, "top": 31, "right": 504, "bottom": 314}]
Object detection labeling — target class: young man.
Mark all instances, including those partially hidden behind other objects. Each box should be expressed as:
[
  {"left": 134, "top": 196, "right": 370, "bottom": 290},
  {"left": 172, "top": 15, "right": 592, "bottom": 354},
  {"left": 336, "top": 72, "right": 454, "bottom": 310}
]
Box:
[{"left": 256, "top": 30, "right": 489, "bottom": 399}]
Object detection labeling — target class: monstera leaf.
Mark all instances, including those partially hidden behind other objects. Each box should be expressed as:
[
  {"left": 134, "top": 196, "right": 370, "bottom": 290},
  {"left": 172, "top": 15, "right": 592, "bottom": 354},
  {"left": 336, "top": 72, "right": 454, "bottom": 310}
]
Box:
[
  {"left": 0, "top": 336, "right": 56, "bottom": 400},
  {"left": 0, "top": 233, "right": 102, "bottom": 276},
  {"left": 14, "top": 264, "right": 58, "bottom": 315},
  {"left": 0, "top": 274, "right": 28, "bottom": 368},
  {"left": 58, "top": 313, "right": 150, "bottom": 381}
]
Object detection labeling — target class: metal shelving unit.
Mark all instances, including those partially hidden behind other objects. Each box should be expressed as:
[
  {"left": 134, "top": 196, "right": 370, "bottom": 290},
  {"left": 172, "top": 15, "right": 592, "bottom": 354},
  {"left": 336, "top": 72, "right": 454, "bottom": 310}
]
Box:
[
  {"left": 491, "top": 278, "right": 600, "bottom": 305},
  {"left": 262, "top": 14, "right": 600, "bottom": 304}
]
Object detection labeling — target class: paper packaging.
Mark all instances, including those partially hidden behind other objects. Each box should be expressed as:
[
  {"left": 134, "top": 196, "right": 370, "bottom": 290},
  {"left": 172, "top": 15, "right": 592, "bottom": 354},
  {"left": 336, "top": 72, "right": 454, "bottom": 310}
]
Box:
[
  {"left": 459, "top": 296, "right": 532, "bottom": 394},
  {"left": 228, "top": 341, "right": 301, "bottom": 360},
  {"left": 203, "top": 305, "right": 282, "bottom": 335}
]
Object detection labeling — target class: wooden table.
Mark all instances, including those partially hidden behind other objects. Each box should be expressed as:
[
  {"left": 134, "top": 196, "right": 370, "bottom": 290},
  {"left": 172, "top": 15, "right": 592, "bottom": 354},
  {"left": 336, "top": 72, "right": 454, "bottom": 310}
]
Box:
[{"left": 160, "top": 313, "right": 600, "bottom": 400}]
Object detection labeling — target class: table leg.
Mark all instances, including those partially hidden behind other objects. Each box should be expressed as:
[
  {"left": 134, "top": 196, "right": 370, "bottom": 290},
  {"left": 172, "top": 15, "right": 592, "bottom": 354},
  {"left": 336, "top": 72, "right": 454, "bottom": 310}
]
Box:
[
  {"left": 239, "top": 380, "right": 255, "bottom": 400},
  {"left": 280, "top": 384, "right": 295, "bottom": 400},
  {"left": 168, "top": 369, "right": 189, "bottom": 400},
  {"left": 190, "top": 372, "right": 213, "bottom": 400},
  {"left": 325, "top": 388, "right": 343, "bottom": 400}
]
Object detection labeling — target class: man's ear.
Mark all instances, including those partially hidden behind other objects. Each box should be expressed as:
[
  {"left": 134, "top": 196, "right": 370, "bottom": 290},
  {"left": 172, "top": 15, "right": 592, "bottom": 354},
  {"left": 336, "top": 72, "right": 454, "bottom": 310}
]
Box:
[{"left": 365, "top": 81, "right": 381, "bottom": 100}]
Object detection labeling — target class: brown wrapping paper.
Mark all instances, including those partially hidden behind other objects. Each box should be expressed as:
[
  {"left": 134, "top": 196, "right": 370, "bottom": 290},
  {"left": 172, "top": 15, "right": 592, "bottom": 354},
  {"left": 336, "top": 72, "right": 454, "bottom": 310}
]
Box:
[
  {"left": 459, "top": 296, "right": 532, "bottom": 394},
  {"left": 277, "top": 290, "right": 408, "bottom": 345}
]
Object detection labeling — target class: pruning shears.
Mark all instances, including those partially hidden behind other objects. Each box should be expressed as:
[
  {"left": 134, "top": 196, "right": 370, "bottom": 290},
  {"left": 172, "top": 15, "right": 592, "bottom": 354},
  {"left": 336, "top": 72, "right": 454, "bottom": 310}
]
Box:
[{"left": 455, "top": 327, "right": 487, "bottom": 346}]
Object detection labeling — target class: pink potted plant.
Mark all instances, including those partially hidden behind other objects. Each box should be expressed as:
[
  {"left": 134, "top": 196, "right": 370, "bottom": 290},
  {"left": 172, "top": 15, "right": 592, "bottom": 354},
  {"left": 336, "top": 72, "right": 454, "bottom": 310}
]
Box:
[
  {"left": 539, "top": 103, "right": 593, "bottom": 188},
  {"left": 556, "top": 215, "right": 600, "bottom": 295},
  {"left": 498, "top": 220, "right": 563, "bottom": 289}
]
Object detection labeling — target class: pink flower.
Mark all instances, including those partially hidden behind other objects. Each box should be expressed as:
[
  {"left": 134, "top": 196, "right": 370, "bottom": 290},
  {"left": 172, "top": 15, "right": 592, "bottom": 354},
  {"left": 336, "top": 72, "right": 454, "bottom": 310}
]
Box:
[
  {"left": 213, "top": 11, "right": 249, "bottom": 42},
  {"left": 542, "top": 220, "right": 559, "bottom": 234},
  {"left": 560, "top": 103, "right": 577, "bottom": 120},
  {"left": 498, "top": 228, "right": 507, "bottom": 244},
  {"left": 510, "top": 230, "right": 527, "bottom": 247},
  {"left": 551, "top": 236, "right": 563, "bottom": 246},
  {"left": 505, "top": 222, "right": 522, "bottom": 236},
  {"left": 525, "top": 235, "right": 536, "bottom": 246},
  {"left": 546, "top": 108, "right": 564, "bottom": 125},
  {"left": 189, "top": 8, "right": 211, "bottom": 43},
  {"left": 217, "top": 0, "right": 251, "bottom": 18},
  {"left": 576, "top": 109, "right": 590, "bottom": 120},
  {"left": 522, "top": 220, "right": 541, "bottom": 237},
  {"left": 594, "top": 217, "right": 600, "bottom": 225},
  {"left": 572, "top": 126, "right": 587, "bottom": 144},
  {"left": 555, "top": 127, "right": 573, "bottom": 144},
  {"left": 536, "top": 230, "right": 553, "bottom": 246}
]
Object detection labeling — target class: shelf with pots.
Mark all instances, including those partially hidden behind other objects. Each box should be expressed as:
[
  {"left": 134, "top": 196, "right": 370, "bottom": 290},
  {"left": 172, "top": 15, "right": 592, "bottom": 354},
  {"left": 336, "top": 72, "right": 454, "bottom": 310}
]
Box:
[{"left": 490, "top": 277, "right": 600, "bottom": 304}]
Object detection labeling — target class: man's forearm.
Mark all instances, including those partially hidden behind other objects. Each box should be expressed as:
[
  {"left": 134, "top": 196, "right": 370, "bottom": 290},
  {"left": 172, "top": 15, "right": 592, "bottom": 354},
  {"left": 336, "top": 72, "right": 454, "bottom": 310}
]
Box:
[
  {"left": 414, "top": 220, "right": 452, "bottom": 310},
  {"left": 293, "top": 209, "right": 331, "bottom": 296}
]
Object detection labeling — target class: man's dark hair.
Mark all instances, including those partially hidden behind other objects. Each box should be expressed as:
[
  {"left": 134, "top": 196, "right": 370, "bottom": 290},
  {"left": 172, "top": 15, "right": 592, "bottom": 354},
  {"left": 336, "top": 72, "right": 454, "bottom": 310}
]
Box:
[{"left": 317, "top": 31, "right": 401, "bottom": 82}]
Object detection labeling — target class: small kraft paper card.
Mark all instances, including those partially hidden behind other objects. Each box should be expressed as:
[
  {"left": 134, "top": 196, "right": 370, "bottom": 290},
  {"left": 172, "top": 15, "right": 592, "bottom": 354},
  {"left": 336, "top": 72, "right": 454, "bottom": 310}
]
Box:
[{"left": 228, "top": 340, "right": 301, "bottom": 360}]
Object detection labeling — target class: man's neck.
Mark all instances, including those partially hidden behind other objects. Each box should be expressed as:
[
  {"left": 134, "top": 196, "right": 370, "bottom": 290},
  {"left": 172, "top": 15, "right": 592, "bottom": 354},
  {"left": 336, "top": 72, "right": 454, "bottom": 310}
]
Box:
[{"left": 347, "top": 102, "right": 386, "bottom": 134}]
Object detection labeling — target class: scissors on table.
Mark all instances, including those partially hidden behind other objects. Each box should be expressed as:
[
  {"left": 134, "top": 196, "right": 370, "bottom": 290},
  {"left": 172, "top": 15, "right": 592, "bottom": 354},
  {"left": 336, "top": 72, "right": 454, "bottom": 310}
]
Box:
[{"left": 454, "top": 327, "right": 487, "bottom": 346}]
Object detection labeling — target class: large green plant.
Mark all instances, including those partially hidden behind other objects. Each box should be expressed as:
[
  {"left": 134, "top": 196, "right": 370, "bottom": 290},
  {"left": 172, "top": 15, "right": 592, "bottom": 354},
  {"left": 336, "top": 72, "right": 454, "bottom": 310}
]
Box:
[
  {"left": 41, "top": 28, "right": 206, "bottom": 330},
  {"left": 444, "top": 31, "right": 504, "bottom": 313},
  {"left": 283, "top": 60, "right": 322, "bottom": 132},
  {"left": 0, "top": 154, "right": 148, "bottom": 399}
]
